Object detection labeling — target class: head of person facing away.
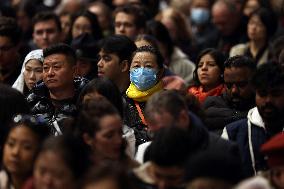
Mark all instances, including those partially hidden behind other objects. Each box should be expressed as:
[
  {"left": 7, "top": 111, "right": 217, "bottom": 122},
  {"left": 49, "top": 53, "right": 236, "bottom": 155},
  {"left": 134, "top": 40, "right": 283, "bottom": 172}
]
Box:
[
  {"left": 144, "top": 126, "right": 200, "bottom": 189},
  {"left": 145, "top": 90, "right": 191, "bottom": 132}
]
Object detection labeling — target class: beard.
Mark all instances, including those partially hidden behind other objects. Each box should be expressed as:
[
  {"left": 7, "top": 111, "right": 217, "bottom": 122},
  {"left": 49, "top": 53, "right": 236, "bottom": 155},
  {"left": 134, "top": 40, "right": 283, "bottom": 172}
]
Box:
[{"left": 257, "top": 104, "right": 284, "bottom": 131}]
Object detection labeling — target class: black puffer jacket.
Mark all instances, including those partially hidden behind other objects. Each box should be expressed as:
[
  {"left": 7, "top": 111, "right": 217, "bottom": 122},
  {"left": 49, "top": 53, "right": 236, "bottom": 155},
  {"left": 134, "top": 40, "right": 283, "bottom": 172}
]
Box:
[
  {"left": 123, "top": 96, "right": 150, "bottom": 147},
  {"left": 26, "top": 77, "right": 88, "bottom": 134},
  {"left": 202, "top": 93, "right": 254, "bottom": 134}
]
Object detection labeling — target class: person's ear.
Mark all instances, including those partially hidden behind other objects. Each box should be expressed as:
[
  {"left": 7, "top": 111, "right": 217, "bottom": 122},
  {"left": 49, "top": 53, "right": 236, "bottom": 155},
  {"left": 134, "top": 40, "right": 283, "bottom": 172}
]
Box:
[
  {"left": 120, "top": 60, "right": 129, "bottom": 73},
  {"left": 176, "top": 109, "right": 190, "bottom": 129},
  {"left": 83, "top": 133, "right": 93, "bottom": 147}
]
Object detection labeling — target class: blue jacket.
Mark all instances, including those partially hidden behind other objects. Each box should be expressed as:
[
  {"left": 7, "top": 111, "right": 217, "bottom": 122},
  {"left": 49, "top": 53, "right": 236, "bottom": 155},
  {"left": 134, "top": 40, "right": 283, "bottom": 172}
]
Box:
[{"left": 223, "top": 107, "right": 268, "bottom": 177}]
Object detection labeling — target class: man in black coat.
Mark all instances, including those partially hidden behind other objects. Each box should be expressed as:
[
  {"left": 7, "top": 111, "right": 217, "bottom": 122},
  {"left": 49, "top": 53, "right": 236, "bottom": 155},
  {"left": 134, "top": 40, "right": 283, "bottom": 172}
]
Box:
[{"left": 203, "top": 55, "right": 256, "bottom": 134}]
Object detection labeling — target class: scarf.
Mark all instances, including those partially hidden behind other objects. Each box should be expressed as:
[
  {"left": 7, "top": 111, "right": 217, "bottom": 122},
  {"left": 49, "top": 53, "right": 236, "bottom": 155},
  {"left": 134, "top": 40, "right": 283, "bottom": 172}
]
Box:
[
  {"left": 12, "top": 49, "right": 43, "bottom": 93},
  {"left": 188, "top": 84, "right": 225, "bottom": 103},
  {"left": 126, "top": 81, "right": 163, "bottom": 102}
]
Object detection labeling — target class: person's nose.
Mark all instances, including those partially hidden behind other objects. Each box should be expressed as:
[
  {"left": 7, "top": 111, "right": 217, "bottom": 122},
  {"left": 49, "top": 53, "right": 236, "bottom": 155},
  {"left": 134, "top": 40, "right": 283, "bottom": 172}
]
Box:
[
  {"left": 201, "top": 64, "right": 208, "bottom": 71},
  {"left": 97, "top": 59, "right": 103, "bottom": 68},
  {"left": 47, "top": 67, "right": 55, "bottom": 77},
  {"left": 118, "top": 24, "right": 125, "bottom": 33},
  {"left": 231, "top": 84, "right": 239, "bottom": 94},
  {"left": 29, "top": 71, "right": 36, "bottom": 80},
  {"left": 42, "top": 31, "right": 48, "bottom": 39},
  {"left": 11, "top": 145, "right": 20, "bottom": 156}
]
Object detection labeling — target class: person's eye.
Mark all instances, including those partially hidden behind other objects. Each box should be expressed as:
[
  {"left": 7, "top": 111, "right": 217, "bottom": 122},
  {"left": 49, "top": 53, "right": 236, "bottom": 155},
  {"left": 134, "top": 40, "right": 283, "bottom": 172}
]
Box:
[
  {"left": 208, "top": 63, "right": 216, "bottom": 67},
  {"left": 23, "top": 143, "right": 33, "bottom": 151},
  {"left": 103, "top": 56, "right": 111, "bottom": 62},
  {"left": 197, "top": 63, "right": 203, "bottom": 68},
  {"left": 6, "top": 139, "right": 15, "bottom": 147},
  {"left": 145, "top": 64, "right": 153, "bottom": 68},
  {"left": 43, "top": 66, "right": 49, "bottom": 71},
  {"left": 53, "top": 66, "right": 61, "bottom": 70},
  {"left": 35, "top": 68, "right": 43, "bottom": 73}
]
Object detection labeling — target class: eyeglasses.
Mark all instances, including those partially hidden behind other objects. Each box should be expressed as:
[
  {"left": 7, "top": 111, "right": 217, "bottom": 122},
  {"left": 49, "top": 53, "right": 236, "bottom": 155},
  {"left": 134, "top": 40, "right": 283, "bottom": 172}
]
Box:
[
  {"left": 225, "top": 81, "right": 248, "bottom": 90},
  {"left": 13, "top": 114, "right": 46, "bottom": 126}
]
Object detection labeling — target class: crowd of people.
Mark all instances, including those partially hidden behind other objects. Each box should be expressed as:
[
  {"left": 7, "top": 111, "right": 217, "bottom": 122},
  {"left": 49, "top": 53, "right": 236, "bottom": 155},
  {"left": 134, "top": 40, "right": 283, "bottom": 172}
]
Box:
[{"left": 0, "top": 0, "right": 284, "bottom": 189}]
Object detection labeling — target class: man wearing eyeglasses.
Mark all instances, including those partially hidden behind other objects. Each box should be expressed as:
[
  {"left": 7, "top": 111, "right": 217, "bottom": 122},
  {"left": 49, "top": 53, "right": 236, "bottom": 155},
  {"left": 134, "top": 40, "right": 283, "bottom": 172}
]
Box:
[
  {"left": 203, "top": 55, "right": 256, "bottom": 134},
  {"left": 0, "top": 17, "right": 22, "bottom": 85}
]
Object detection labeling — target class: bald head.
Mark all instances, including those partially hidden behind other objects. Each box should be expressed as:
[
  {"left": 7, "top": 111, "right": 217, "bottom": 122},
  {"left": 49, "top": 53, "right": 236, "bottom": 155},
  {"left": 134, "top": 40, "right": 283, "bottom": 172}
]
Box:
[{"left": 212, "top": 0, "right": 240, "bottom": 36}]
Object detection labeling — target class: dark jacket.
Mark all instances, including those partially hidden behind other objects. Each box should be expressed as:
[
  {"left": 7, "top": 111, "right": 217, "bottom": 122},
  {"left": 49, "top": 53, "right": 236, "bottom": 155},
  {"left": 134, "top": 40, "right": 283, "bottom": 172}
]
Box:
[
  {"left": 223, "top": 107, "right": 270, "bottom": 177},
  {"left": 202, "top": 93, "right": 252, "bottom": 134},
  {"left": 133, "top": 112, "right": 242, "bottom": 189},
  {"left": 123, "top": 96, "right": 149, "bottom": 147},
  {"left": 142, "top": 112, "right": 241, "bottom": 164},
  {"left": 26, "top": 77, "right": 88, "bottom": 135}
]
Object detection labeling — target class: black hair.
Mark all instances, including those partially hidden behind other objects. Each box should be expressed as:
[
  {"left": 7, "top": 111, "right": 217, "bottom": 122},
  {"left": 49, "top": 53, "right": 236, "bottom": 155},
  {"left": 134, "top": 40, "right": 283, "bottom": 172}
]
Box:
[
  {"left": 43, "top": 43, "right": 77, "bottom": 65},
  {"left": 0, "top": 17, "right": 22, "bottom": 46},
  {"left": 99, "top": 35, "right": 137, "bottom": 65},
  {"left": 38, "top": 135, "right": 90, "bottom": 179},
  {"left": 76, "top": 97, "right": 120, "bottom": 137},
  {"left": 0, "top": 84, "right": 30, "bottom": 146},
  {"left": 72, "top": 10, "right": 103, "bottom": 40},
  {"left": 148, "top": 127, "right": 194, "bottom": 167},
  {"left": 193, "top": 48, "right": 226, "bottom": 85},
  {"left": 134, "top": 34, "right": 159, "bottom": 49},
  {"left": 145, "top": 20, "right": 174, "bottom": 57},
  {"left": 145, "top": 90, "right": 188, "bottom": 121},
  {"left": 77, "top": 77, "right": 124, "bottom": 118},
  {"left": 132, "top": 45, "right": 164, "bottom": 69},
  {"left": 2, "top": 114, "right": 51, "bottom": 186},
  {"left": 81, "top": 162, "right": 133, "bottom": 189},
  {"left": 268, "top": 35, "right": 284, "bottom": 62},
  {"left": 224, "top": 55, "right": 256, "bottom": 71},
  {"left": 251, "top": 62, "right": 284, "bottom": 91},
  {"left": 249, "top": 8, "right": 278, "bottom": 40},
  {"left": 75, "top": 98, "right": 126, "bottom": 159},
  {"left": 32, "top": 11, "right": 62, "bottom": 32},
  {"left": 184, "top": 147, "right": 243, "bottom": 185},
  {"left": 114, "top": 4, "right": 147, "bottom": 30}
]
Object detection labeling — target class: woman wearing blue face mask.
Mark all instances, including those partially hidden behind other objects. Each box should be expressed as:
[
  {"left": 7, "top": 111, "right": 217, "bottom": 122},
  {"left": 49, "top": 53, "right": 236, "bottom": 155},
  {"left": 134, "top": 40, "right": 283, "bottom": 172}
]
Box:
[{"left": 124, "top": 46, "right": 164, "bottom": 147}]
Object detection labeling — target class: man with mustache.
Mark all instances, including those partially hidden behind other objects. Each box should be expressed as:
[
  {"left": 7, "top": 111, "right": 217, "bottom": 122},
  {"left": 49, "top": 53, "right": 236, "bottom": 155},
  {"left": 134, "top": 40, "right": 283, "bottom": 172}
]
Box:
[
  {"left": 203, "top": 55, "right": 256, "bottom": 134},
  {"left": 222, "top": 63, "right": 284, "bottom": 177}
]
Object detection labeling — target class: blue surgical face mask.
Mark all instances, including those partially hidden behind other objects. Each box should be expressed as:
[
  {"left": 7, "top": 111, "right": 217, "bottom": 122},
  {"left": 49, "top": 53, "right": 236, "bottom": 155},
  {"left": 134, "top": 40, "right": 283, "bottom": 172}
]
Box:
[
  {"left": 130, "top": 67, "right": 158, "bottom": 91},
  {"left": 191, "top": 8, "right": 210, "bottom": 25}
]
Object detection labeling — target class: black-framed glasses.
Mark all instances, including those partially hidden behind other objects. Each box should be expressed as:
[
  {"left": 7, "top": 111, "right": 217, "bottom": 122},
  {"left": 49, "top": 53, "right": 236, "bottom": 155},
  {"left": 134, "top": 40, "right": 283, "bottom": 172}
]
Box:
[{"left": 225, "top": 81, "right": 248, "bottom": 90}]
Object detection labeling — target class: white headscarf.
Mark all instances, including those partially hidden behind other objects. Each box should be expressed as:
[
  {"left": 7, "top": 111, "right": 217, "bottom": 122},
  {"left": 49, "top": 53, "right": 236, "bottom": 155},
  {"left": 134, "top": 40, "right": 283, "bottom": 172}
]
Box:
[{"left": 12, "top": 49, "right": 44, "bottom": 93}]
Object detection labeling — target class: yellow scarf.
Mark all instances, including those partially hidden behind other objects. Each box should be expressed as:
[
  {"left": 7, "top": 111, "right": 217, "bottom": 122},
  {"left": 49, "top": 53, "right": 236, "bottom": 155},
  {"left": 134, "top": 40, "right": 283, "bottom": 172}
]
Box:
[{"left": 126, "top": 81, "right": 163, "bottom": 102}]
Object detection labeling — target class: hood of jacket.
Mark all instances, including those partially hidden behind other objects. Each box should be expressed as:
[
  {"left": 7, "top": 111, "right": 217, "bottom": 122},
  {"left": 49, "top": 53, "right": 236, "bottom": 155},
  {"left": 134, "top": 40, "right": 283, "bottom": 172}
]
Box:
[{"left": 247, "top": 107, "right": 265, "bottom": 129}]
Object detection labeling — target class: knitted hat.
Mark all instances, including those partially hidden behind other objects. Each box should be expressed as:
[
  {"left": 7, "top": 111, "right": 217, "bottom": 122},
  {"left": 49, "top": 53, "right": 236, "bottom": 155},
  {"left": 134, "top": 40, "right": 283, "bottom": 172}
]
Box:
[{"left": 261, "top": 132, "right": 284, "bottom": 168}]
